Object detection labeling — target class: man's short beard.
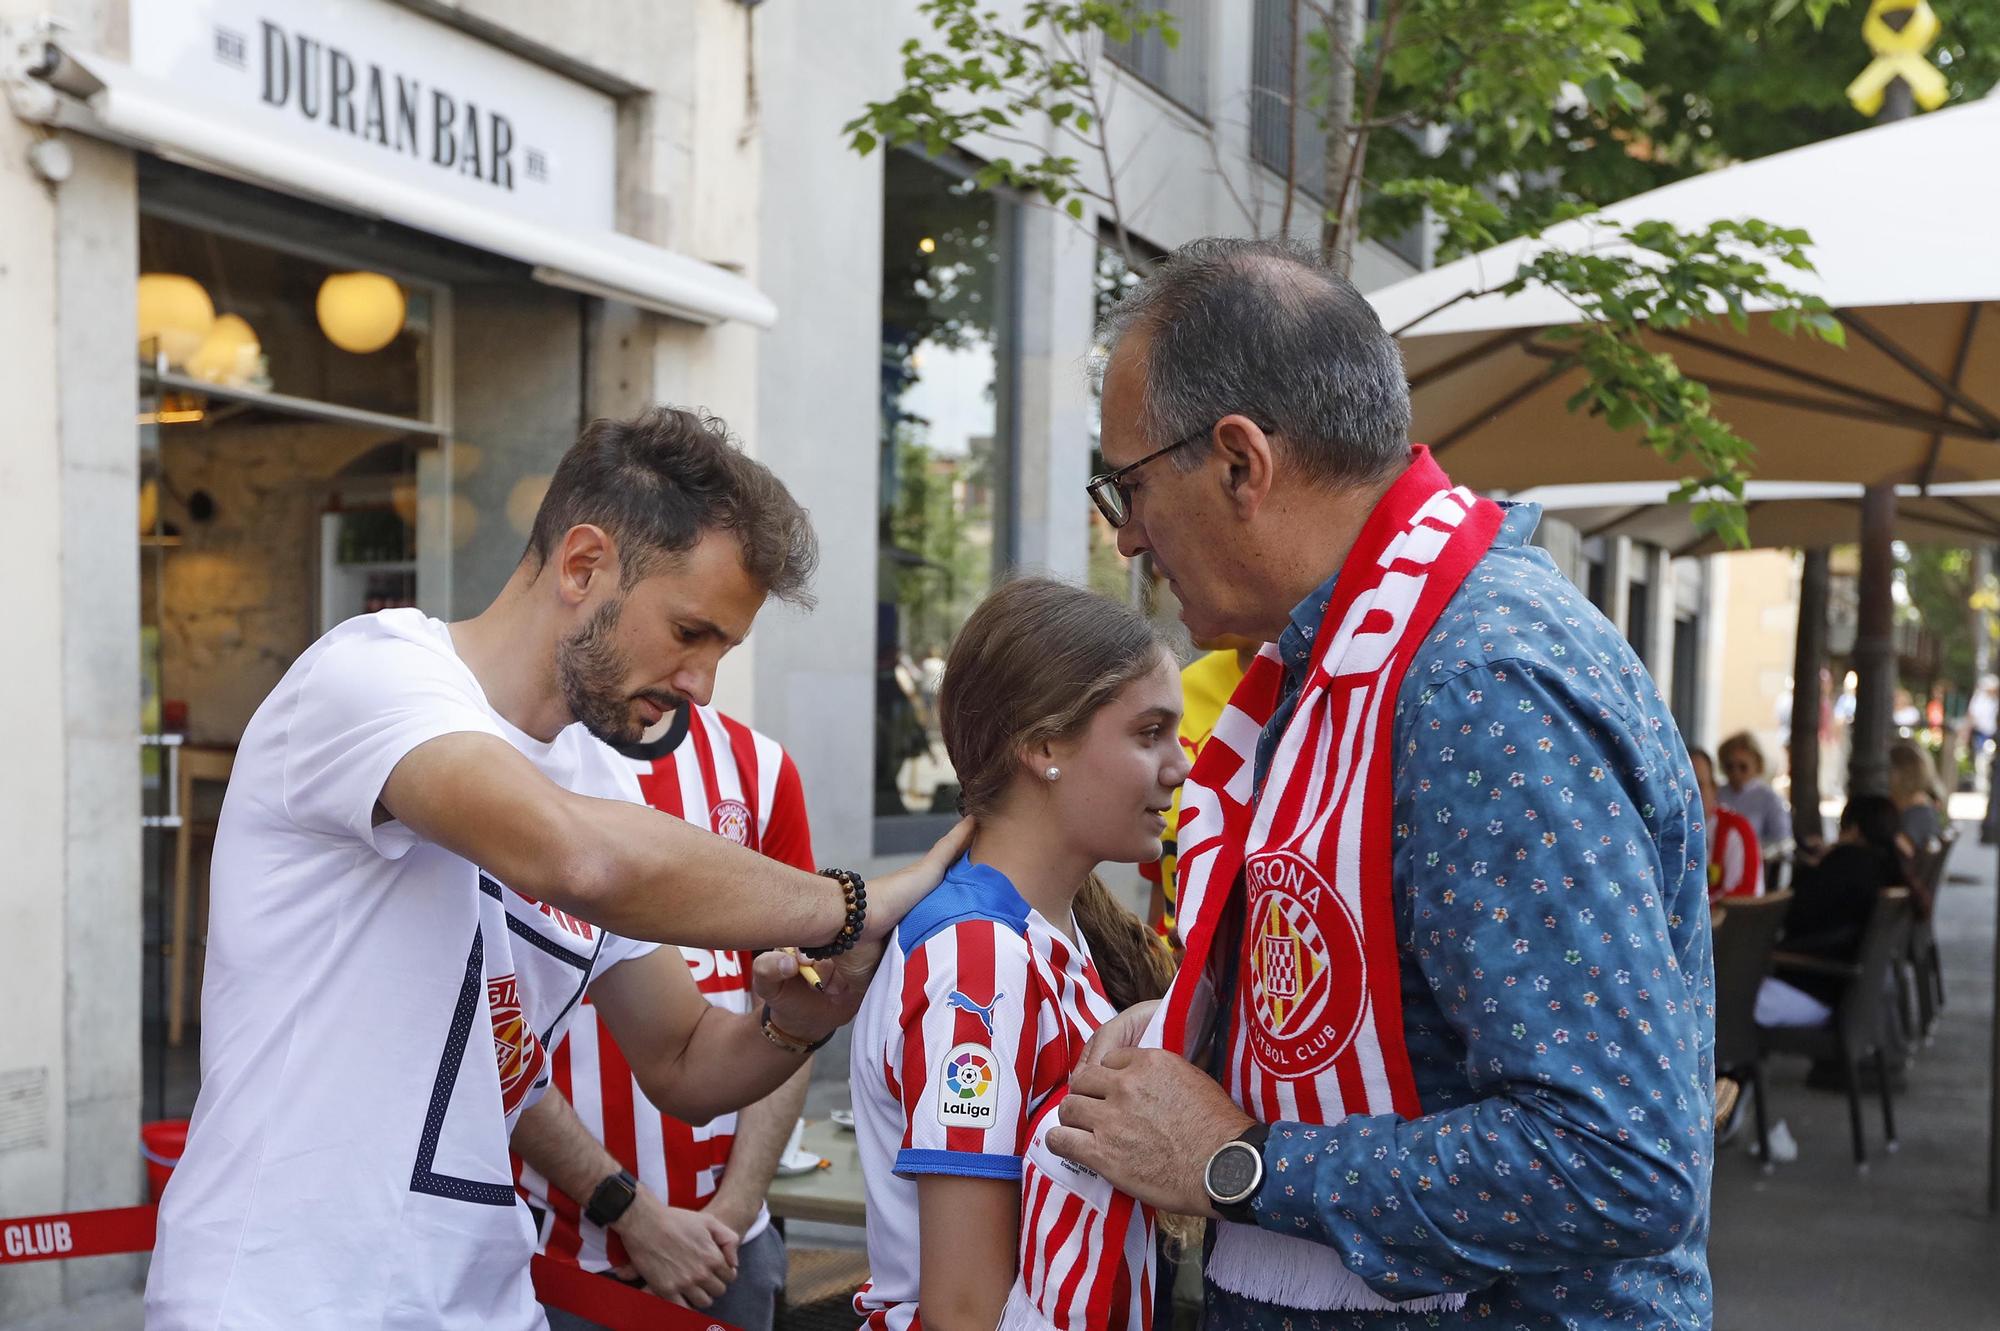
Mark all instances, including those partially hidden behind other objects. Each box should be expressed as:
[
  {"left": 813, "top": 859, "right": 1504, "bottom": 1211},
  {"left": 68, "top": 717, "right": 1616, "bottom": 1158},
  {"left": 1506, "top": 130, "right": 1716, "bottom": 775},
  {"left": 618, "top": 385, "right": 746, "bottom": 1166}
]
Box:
[{"left": 556, "top": 596, "right": 680, "bottom": 747}]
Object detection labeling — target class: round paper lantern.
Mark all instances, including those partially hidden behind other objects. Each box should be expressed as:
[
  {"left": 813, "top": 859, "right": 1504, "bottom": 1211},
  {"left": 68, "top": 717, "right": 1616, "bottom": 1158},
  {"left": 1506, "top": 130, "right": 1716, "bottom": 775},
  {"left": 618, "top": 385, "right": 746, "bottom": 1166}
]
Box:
[
  {"left": 137, "top": 274, "right": 215, "bottom": 369},
  {"left": 185, "top": 313, "right": 261, "bottom": 387},
  {"left": 389, "top": 479, "right": 419, "bottom": 528},
  {"left": 316, "top": 271, "right": 406, "bottom": 354},
  {"left": 506, "top": 474, "right": 551, "bottom": 536}
]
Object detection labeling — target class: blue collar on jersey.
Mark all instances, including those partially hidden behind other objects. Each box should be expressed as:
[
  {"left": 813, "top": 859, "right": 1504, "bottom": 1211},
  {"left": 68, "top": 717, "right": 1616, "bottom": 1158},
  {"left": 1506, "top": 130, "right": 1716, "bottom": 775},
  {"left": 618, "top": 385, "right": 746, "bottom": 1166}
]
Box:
[{"left": 895, "top": 853, "right": 1033, "bottom": 954}]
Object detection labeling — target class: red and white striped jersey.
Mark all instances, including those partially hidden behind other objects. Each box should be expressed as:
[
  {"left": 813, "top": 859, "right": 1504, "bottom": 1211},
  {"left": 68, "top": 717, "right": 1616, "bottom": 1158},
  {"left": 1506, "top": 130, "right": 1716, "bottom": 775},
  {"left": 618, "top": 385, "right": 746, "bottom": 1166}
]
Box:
[
  {"left": 850, "top": 858, "right": 1119, "bottom": 1331},
  {"left": 1708, "top": 804, "right": 1764, "bottom": 901},
  {"left": 513, "top": 704, "right": 813, "bottom": 1271}
]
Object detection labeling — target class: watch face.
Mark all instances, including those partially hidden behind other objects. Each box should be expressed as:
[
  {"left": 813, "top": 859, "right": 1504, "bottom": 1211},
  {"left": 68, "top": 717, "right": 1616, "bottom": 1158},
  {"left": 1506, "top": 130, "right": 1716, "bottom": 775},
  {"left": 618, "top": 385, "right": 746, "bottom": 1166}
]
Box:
[{"left": 1207, "top": 1141, "right": 1261, "bottom": 1204}]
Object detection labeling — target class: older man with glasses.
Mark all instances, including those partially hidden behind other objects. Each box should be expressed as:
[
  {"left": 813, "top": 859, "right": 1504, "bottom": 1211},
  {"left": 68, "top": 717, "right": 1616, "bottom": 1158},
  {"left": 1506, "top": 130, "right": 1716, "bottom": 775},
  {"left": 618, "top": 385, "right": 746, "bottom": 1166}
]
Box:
[{"left": 1053, "top": 237, "right": 1715, "bottom": 1331}]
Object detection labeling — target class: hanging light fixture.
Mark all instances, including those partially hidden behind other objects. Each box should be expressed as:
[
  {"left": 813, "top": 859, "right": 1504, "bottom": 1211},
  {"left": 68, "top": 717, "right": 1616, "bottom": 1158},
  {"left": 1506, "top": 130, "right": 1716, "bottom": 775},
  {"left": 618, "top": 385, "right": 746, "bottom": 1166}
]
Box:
[
  {"left": 136, "top": 273, "right": 216, "bottom": 369},
  {"left": 316, "top": 271, "right": 407, "bottom": 354},
  {"left": 185, "top": 313, "right": 263, "bottom": 388}
]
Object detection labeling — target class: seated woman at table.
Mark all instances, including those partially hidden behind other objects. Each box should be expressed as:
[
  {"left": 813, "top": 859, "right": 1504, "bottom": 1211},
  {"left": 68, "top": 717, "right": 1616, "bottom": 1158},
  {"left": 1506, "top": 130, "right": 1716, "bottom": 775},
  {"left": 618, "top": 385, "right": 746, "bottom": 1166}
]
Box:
[
  {"left": 849, "top": 578, "right": 1183, "bottom": 1331},
  {"left": 1717, "top": 731, "right": 1792, "bottom": 854},
  {"left": 1691, "top": 747, "right": 1762, "bottom": 901},
  {"left": 1758, "top": 795, "right": 1907, "bottom": 1026},
  {"left": 1888, "top": 739, "right": 1947, "bottom": 867}
]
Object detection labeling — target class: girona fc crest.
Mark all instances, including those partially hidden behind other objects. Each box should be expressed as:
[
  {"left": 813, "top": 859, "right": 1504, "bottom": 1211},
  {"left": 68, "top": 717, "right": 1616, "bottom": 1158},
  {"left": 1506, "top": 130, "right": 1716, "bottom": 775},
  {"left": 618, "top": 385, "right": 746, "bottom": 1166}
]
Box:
[
  {"left": 1242, "top": 850, "right": 1368, "bottom": 1078},
  {"left": 710, "top": 799, "right": 753, "bottom": 847},
  {"left": 487, "top": 973, "right": 545, "bottom": 1115}
]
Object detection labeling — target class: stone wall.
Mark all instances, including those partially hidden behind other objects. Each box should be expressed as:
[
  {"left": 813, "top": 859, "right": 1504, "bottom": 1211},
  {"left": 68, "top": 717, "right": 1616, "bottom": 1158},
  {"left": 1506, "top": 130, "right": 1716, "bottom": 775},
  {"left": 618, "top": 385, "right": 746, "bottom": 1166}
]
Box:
[{"left": 154, "top": 423, "right": 401, "bottom": 746}]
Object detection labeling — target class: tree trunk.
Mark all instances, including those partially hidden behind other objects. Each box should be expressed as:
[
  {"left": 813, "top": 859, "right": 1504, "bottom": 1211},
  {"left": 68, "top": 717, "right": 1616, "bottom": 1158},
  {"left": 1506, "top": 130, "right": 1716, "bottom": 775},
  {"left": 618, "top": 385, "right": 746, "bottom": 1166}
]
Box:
[{"left": 1319, "top": 0, "right": 1364, "bottom": 271}]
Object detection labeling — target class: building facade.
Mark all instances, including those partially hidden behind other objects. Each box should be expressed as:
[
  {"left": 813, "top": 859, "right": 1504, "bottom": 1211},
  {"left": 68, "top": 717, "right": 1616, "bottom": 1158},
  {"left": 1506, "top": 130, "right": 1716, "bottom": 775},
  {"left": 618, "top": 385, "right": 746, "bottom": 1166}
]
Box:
[{"left": 0, "top": 2, "right": 1700, "bottom": 1319}]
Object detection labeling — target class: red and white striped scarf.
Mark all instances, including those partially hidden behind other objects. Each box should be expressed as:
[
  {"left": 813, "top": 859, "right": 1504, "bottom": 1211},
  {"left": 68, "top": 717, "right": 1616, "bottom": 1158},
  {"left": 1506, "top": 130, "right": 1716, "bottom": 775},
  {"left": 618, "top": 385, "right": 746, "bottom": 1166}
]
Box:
[{"left": 1005, "top": 447, "right": 1502, "bottom": 1328}]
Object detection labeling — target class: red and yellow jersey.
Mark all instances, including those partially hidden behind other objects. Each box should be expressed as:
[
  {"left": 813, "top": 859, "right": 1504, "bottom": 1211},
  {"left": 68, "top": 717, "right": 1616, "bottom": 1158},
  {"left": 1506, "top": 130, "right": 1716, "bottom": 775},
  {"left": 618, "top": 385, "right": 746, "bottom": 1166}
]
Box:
[{"left": 1141, "top": 648, "right": 1249, "bottom": 936}]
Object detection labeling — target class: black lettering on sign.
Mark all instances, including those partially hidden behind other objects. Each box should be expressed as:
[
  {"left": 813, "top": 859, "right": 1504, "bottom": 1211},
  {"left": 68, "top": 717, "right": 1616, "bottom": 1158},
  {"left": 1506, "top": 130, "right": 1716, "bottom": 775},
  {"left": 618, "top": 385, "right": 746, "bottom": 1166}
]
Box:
[
  {"left": 247, "top": 24, "right": 539, "bottom": 193},
  {"left": 213, "top": 26, "right": 248, "bottom": 70},
  {"left": 295, "top": 36, "right": 323, "bottom": 120},
  {"left": 490, "top": 113, "right": 515, "bottom": 189},
  {"left": 431, "top": 89, "right": 457, "bottom": 167},
  {"left": 395, "top": 77, "right": 421, "bottom": 155},
  {"left": 259, "top": 21, "right": 289, "bottom": 106},
  {"left": 458, "top": 100, "right": 484, "bottom": 180},
  {"left": 328, "top": 48, "right": 357, "bottom": 133},
  {"left": 363, "top": 66, "right": 389, "bottom": 145}
]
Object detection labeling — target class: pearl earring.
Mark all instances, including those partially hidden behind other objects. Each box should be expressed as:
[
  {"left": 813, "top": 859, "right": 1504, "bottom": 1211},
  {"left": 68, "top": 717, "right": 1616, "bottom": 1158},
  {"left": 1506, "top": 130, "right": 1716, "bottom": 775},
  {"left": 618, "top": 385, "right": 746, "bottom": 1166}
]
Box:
[{"left": 1044, "top": 766, "right": 1061, "bottom": 782}]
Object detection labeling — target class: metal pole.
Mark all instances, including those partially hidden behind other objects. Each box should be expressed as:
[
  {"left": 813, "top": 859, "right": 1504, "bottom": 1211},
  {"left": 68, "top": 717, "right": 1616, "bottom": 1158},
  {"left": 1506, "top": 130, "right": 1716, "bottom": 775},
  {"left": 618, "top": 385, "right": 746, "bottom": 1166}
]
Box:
[
  {"left": 1848, "top": 483, "right": 1897, "bottom": 798},
  {"left": 1790, "top": 549, "right": 1830, "bottom": 847}
]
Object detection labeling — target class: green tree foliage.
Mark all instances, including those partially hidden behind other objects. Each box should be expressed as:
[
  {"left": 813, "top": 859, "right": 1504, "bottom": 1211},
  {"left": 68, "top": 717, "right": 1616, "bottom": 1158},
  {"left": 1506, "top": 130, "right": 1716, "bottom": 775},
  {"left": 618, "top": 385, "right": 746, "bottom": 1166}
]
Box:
[
  {"left": 840, "top": 0, "right": 1968, "bottom": 544},
  {"left": 1900, "top": 545, "right": 1997, "bottom": 702},
  {"left": 1364, "top": 0, "right": 2000, "bottom": 245}
]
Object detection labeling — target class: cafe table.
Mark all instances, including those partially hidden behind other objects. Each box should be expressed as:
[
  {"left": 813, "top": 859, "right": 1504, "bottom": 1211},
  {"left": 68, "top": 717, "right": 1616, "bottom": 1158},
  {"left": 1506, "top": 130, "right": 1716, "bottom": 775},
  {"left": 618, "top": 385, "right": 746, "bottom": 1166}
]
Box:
[{"left": 767, "top": 1117, "right": 867, "bottom": 1229}]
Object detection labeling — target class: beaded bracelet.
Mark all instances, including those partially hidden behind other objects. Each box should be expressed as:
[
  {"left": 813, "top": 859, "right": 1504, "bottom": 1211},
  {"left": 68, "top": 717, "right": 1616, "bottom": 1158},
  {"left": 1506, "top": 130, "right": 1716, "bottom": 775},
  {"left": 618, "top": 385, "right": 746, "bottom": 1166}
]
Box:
[{"left": 803, "top": 867, "right": 867, "bottom": 960}]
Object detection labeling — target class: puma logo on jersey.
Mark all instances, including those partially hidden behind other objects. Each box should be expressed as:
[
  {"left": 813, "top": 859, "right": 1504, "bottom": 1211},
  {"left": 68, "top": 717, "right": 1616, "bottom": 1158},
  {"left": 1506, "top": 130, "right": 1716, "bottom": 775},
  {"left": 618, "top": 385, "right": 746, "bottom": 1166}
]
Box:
[{"left": 946, "top": 989, "right": 1003, "bottom": 1036}]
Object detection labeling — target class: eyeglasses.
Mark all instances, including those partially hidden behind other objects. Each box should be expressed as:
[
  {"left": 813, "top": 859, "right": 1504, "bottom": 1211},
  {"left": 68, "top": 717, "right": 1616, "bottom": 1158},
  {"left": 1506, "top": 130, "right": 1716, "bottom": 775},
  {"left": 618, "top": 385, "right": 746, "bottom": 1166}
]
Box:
[{"left": 1086, "top": 419, "right": 1271, "bottom": 528}]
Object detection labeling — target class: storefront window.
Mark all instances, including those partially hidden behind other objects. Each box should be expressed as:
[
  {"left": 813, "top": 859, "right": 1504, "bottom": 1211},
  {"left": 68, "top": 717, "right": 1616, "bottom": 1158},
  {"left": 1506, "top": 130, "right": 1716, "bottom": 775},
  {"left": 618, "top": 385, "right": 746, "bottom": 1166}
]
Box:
[
  {"left": 137, "top": 213, "right": 449, "bottom": 752},
  {"left": 876, "top": 152, "right": 1016, "bottom": 823}
]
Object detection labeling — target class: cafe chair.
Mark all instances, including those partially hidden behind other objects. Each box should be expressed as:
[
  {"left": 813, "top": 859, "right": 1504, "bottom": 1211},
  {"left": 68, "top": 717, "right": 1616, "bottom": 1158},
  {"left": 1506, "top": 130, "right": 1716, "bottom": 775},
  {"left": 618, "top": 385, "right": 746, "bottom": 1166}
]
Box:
[
  {"left": 1908, "top": 825, "right": 1956, "bottom": 1040},
  {"left": 1758, "top": 887, "right": 1914, "bottom": 1171},
  {"left": 1711, "top": 892, "right": 1791, "bottom": 1169}
]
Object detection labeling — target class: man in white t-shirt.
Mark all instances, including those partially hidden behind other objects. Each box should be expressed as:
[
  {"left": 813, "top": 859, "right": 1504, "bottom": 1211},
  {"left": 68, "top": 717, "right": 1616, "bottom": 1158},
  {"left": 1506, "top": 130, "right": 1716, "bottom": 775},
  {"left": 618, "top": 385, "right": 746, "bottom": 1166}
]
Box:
[{"left": 146, "top": 407, "right": 964, "bottom": 1331}]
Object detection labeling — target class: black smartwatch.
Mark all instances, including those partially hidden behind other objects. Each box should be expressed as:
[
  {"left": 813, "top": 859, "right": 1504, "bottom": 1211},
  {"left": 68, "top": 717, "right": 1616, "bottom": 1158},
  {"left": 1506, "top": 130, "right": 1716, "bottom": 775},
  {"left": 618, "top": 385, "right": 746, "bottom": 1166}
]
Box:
[
  {"left": 1203, "top": 1124, "right": 1271, "bottom": 1224},
  {"left": 583, "top": 1168, "right": 639, "bottom": 1228}
]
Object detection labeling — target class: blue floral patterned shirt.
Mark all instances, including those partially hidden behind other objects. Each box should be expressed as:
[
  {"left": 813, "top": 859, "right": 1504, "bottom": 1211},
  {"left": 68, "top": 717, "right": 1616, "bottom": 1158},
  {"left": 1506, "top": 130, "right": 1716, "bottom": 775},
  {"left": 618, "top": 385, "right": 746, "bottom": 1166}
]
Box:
[{"left": 1208, "top": 502, "right": 1716, "bottom": 1331}]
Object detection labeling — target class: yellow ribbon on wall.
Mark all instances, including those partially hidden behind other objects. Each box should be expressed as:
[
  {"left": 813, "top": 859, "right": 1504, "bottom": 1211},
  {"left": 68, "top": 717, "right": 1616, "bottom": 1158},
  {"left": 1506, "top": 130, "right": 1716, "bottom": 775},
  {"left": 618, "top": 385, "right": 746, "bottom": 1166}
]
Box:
[{"left": 1846, "top": 0, "right": 1949, "bottom": 116}]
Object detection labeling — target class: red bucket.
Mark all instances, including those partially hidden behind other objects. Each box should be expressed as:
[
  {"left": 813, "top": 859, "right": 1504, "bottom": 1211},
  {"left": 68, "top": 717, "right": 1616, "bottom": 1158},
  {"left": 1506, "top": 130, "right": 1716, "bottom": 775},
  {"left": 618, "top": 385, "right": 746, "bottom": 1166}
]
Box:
[{"left": 141, "top": 1119, "right": 189, "bottom": 1204}]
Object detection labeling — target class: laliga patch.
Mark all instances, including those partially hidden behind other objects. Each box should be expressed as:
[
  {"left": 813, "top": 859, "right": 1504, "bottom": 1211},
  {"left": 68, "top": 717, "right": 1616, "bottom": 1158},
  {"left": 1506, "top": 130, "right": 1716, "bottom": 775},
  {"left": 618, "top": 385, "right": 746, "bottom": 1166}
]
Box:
[{"left": 935, "top": 1041, "right": 1000, "bottom": 1130}]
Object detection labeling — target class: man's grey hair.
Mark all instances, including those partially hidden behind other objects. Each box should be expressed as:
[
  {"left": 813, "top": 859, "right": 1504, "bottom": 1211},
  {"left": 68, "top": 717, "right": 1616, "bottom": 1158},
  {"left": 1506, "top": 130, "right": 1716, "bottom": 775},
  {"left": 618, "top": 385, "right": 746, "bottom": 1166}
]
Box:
[{"left": 1094, "top": 237, "right": 1413, "bottom": 489}]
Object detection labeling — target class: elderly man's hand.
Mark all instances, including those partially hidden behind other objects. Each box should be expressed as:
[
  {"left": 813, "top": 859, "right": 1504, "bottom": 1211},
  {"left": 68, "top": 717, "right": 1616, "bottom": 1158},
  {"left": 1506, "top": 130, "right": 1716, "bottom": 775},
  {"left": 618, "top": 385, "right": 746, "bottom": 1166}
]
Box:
[{"left": 1045, "top": 1048, "right": 1254, "bottom": 1215}]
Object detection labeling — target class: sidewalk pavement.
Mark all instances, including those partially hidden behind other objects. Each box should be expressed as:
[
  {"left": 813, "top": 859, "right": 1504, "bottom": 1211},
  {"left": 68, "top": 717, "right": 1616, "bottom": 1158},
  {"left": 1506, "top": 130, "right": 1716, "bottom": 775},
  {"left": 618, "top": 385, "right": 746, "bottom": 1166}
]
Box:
[
  {"left": 10, "top": 836, "right": 1996, "bottom": 1329},
  {"left": 1708, "top": 820, "right": 2000, "bottom": 1330}
]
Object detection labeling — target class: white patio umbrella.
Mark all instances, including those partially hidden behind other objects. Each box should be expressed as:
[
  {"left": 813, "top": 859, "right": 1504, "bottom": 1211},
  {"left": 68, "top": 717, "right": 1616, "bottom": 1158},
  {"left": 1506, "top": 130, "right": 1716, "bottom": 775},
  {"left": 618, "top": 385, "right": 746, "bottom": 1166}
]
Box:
[
  {"left": 1369, "top": 93, "right": 2000, "bottom": 492},
  {"left": 1366, "top": 93, "right": 2000, "bottom": 1214},
  {"left": 1512, "top": 479, "right": 2000, "bottom": 557}
]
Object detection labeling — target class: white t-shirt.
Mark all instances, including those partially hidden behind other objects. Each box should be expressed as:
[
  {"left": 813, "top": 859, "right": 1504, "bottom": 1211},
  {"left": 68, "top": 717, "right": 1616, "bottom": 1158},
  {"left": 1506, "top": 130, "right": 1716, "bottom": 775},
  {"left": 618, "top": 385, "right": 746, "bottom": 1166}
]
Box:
[{"left": 145, "top": 610, "right": 656, "bottom": 1331}]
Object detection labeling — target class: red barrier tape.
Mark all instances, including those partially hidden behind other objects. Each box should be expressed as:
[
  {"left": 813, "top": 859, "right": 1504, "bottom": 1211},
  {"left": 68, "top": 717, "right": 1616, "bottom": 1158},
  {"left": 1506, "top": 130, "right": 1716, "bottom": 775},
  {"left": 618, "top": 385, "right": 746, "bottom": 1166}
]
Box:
[
  {"left": 1, "top": 1205, "right": 737, "bottom": 1331},
  {"left": 0, "top": 1206, "right": 155, "bottom": 1263}
]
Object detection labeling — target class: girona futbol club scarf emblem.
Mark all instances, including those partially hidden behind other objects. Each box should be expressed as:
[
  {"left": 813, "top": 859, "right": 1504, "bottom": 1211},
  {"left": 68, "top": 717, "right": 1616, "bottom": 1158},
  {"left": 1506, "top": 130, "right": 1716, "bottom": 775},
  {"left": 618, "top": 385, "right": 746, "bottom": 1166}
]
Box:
[{"left": 1004, "top": 447, "right": 1501, "bottom": 1329}]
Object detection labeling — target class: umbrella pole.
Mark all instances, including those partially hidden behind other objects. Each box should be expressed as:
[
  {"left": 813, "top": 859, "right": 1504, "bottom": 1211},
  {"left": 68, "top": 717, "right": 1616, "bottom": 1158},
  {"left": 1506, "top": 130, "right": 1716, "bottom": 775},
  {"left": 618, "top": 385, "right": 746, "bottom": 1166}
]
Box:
[
  {"left": 1847, "top": 485, "right": 1897, "bottom": 800},
  {"left": 1789, "top": 550, "right": 1830, "bottom": 849}
]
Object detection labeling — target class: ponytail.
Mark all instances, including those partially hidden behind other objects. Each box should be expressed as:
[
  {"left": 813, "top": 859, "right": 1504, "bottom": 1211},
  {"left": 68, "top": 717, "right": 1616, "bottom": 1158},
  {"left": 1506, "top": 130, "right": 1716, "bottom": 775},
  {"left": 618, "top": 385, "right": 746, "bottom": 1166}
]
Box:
[{"left": 1073, "top": 873, "right": 1176, "bottom": 1013}]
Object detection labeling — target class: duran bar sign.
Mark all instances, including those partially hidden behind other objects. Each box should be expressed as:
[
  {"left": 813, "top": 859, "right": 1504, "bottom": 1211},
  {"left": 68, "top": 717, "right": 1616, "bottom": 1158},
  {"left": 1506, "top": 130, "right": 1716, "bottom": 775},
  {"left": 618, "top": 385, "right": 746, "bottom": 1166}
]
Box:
[{"left": 130, "top": 0, "right": 616, "bottom": 232}]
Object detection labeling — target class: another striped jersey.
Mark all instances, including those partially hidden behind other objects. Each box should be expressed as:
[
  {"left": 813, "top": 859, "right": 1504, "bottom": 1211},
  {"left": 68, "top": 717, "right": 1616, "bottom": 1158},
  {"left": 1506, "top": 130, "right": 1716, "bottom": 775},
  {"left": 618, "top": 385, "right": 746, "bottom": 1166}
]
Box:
[
  {"left": 1708, "top": 804, "right": 1763, "bottom": 901},
  {"left": 514, "top": 704, "right": 813, "bottom": 1271},
  {"left": 850, "top": 857, "right": 1118, "bottom": 1331}
]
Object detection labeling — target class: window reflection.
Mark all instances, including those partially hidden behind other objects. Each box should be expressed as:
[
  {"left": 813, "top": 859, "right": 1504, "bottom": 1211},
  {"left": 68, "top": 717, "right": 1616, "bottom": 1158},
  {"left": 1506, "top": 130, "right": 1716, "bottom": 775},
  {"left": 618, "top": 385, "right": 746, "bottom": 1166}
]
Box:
[
  {"left": 877, "top": 153, "right": 1011, "bottom": 818},
  {"left": 1087, "top": 240, "right": 1155, "bottom": 610}
]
